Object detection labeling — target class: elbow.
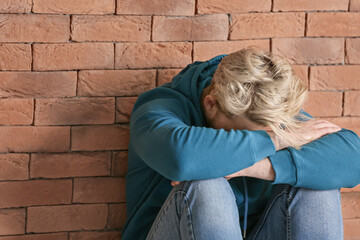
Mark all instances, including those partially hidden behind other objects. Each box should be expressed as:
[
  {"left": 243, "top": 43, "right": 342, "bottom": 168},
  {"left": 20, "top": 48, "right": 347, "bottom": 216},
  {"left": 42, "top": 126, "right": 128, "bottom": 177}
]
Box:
[
  {"left": 165, "top": 134, "right": 202, "bottom": 181},
  {"left": 341, "top": 129, "right": 360, "bottom": 154},
  {"left": 165, "top": 145, "right": 190, "bottom": 181},
  {"left": 165, "top": 166, "right": 188, "bottom": 182}
]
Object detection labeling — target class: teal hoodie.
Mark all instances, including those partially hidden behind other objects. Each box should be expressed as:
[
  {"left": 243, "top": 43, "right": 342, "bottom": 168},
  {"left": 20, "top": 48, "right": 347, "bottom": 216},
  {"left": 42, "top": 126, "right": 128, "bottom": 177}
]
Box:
[{"left": 122, "top": 55, "right": 360, "bottom": 239}]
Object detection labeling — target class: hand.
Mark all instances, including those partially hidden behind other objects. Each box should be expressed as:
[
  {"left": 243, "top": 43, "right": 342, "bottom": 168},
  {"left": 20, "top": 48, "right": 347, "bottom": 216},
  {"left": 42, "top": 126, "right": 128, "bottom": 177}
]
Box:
[
  {"left": 172, "top": 157, "right": 276, "bottom": 185},
  {"left": 267, "top": 119, "right": 342, "bottom": 151},
  {"left": 171, "top": 180, "right": 181, "bottom": 187},
  {"left": 296, "top": 118, "right": 342, "bottom": 142},
  {"left": 225, "top": 157, "right": 275, "bottom": 181}
]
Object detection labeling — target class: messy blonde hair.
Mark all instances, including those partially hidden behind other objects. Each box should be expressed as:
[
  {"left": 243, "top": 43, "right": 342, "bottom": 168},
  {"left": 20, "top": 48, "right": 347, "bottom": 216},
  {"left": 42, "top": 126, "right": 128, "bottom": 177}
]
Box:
[{"left": 211, "top": 47, "right": 311, "bottom": 150}]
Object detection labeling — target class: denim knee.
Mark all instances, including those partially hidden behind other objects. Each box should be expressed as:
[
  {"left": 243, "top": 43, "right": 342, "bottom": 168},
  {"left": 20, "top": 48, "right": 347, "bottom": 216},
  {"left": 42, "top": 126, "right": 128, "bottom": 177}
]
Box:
[
  {"left": 175, "top": 178, "right": 242, "bottom": 238},
  {"left": 182, "top": 178, "right": 237, "bottom": 203},
  {"left": 172, "top": 177, "right": 239, "bottom": 219},
  {"left": 288, "top": 187, "right": 341, "bottom": 210},
  {"left": 288, "top": 187, "right": 343, "bottom": 240}
]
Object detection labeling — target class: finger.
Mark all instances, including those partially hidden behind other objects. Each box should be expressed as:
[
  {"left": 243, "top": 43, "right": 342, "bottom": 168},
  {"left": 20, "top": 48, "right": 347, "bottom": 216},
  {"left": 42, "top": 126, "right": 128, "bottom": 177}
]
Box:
[
  {"left": 318, "top": 126, "right": 342, "bottom": 136},
  {"left": 326, "top": 126, "right": 342, "bottom": 133},
  {"left": 303, "top": 119, "right": 331, "bottom": 127},
  {"left": 171, "top": 181, "right": 180, "bottom": 187},
  {"left": 316, "top": 122, "right": 342, "bottom": 131},
  {"left": 315, "top": 119, "right": 329, "bottom": 124},
  {"left": 225, "top": 173, "right": 236, "bottom": 179},
  {"left": 314, "top": 121, "right": 341, "bottom": 130},
  {"left": 299, "top": 119, "right": 323, "bottom": 128}
]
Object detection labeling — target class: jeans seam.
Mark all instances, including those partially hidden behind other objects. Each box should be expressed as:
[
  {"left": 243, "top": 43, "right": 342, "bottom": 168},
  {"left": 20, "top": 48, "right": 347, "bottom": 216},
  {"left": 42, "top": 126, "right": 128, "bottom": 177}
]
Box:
[
  {"left": 286, "top": 209, "right": 291, "bottom": 240},
  {"left": 182, "top": 192, "right": 196, "bottom": 240},
  {"left": 146, "top": 189, "right": 196, "bottom": 240},
  {"left": 146, "top": 190, "right": 183, "bottom": 239},
  {"left": 146, "top": 193, "right": 175, "bottom": 239},
  {"left": 252, "top": 187, "right": 289, "bottom": 239}
]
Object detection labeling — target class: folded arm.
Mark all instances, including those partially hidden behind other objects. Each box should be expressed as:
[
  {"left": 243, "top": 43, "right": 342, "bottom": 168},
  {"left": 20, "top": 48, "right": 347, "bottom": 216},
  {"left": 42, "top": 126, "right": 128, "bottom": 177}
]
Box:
[
  {"left": 264, "top": 109, "right": 360, "bottom": 190},
  {"left": 130, "top": 102, "right": 276, "bottom": 181}
]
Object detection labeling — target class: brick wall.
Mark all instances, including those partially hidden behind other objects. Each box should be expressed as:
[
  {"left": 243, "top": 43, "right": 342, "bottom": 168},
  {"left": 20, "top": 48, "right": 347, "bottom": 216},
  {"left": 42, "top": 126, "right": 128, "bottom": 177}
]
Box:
[{"left": 0, "top": 0, "right": 359, "bottom": 239}]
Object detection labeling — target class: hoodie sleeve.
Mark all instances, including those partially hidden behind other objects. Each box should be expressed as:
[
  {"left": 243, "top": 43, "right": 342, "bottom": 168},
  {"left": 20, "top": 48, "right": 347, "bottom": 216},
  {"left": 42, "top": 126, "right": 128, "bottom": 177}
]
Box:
[
  {"left": 130, "top": 103, "right": 276, "bottom": 181},
  {"left": 269, "top": 109, "right": 360, "bottom": 190}
]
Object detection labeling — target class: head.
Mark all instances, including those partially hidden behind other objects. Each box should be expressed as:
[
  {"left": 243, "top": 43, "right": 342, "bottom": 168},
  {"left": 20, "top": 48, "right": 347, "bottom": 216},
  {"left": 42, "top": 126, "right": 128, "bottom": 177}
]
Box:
[{"left": 201, "top": 47, "right": 310, "bottom": 150}]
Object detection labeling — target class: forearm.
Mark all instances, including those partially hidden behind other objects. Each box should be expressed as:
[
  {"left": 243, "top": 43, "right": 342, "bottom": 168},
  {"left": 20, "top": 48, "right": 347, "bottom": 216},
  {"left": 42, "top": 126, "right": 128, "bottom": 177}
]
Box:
[
  {"left": 270, "top": 129, "right": 360, "bottom": 190},
  {"left": 226, "top": 157, "right": 275, "bottom": 181},
  {"left": 133, "top": 109, "right": 276, "bottom": 181}
]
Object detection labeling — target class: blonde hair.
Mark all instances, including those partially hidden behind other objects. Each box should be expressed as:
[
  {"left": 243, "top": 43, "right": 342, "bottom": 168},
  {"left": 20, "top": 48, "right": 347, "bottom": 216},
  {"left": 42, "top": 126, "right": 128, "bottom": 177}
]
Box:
[{"left": 211, "top": 47, "right": 311, "bottom": 150}]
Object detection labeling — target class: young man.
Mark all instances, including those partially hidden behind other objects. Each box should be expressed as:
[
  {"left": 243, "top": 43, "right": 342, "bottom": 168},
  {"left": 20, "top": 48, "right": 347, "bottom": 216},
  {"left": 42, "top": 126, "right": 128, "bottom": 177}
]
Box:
[{"left": 121, "top": 48, "right": 360, "bottom": 239}]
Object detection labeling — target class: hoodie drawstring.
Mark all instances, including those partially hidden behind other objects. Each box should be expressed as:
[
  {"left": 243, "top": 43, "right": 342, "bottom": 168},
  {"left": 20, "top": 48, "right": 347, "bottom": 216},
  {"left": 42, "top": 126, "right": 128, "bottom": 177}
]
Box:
[{"left": 242, "top": 177, "right": 248, "bottom": 239}]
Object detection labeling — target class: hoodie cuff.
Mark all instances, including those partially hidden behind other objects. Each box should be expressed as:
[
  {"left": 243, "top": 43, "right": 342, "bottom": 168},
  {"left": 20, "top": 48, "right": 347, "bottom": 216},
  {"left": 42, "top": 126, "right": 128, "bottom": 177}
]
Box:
[
  {"left": 251, "top": 130, "right": 276, "bottom": 162},
  {"left": 269, "top": 149, "right": 297, "bottom": 185}
]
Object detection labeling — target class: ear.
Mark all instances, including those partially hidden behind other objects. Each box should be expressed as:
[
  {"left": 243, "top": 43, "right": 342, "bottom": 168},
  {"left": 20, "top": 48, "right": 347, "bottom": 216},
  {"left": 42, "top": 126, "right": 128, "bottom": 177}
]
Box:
[{"left": 203, "top": 94, "right": 219, "bottom": 120}]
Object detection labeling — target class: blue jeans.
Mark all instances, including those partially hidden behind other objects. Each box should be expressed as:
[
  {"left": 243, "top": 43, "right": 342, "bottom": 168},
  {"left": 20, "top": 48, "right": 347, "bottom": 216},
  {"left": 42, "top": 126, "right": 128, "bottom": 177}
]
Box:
[{"left": 146, "top": 178, "right": 343, "bottom": 240}]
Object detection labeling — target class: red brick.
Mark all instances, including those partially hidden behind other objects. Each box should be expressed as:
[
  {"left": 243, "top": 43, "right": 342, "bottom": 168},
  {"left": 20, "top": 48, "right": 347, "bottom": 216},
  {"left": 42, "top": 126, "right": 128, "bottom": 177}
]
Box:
[
  {"left": 0, "top": 126, "right": 70, "bottom": 152},
  {"left": 303, "top": 92, "right": 343, "bottom": 117},
  {"left": 342, "top": 184, "right": 360, "bottom": 193},
  {"left": 321, "top": 117, "right": 360, "bottom": 136},
  {"left": 345, "top": 91, "right": 360, "bottom": 116},
  {"left": 116, "top": 97, "right": 137, "bottom": 123},
  {"left": 0, "top": 99, "right": 33, "bottom": 125},
  {"left": 0, "top": 44, "right": 31, "bottom": 71},
  {"left": 33, "top": 43, "right": 114, "bottom": 71},
  {"left": 78, "top": 70, "right": 156, "bottom": 97},
  {"left": 0, "top": 154, "right": 29, "bottom": 181},
  {"left": 71, "top": 125, "right": 129, "bottom": 151},
  {"left": 30, "top": 152, "right": 111, "bottom": 178},
  {"left": 342, "top": 193, "right": 360, "bottom": 219},
  {"left": 310, "top": 66, "right": 360, "bottom": 91},
  {"left": 115, "top": 42, "right": 192, "bottom": 69},
  {"left": 35, "top": 97, "right": 115, "bottom": 125},
  {"left": 292, "top": 65, "right": 309, "bottom": 88},
  {"left": 346, "top": 38, "right": 360, "bottom": 64},
  {"left": 272, "top": 38, "right": 344, "bottom": 64},
  {"left": 0, "top": 14, "right": 69, "bottom": 43},
  {"left": 73, "top": 177, "right": 126, "bottom": 203},
  {"left": 274, "top": 0, "right": 349, "bottom": 11},
  {"left": 33, "top": 0, "right": 115, "bottom": 14},
  {"left": 0, "top": 179, "right": 71, "bottom": 208},
  {"left": 157, "top": 69, "right": 182, "bottom": 86},
  {"left": 153, "top": 15, "right": 228, "bottom": 41},
  {"left": 0, "top": 0, "right": 32, "bottom": 13},
  {"left": 193, "top": 40, "right": 270, "bottom": 61},
  {"left": 27, "top": 204, "right": 108, "bottom": 232},
  {"left": 69, "top": 231, "right": 121, "bottom": 240},
  {"left": 116, "top": 0, "right": 195, "bottom": 15},
  {"left": 112, "top": 151, "right": 128, "bottom": 176},
  {"left": 0, "top": 71, "right": 77, "bottom": 98},
  {"left": 198, "top": 0, "right": 271, "bottom": 14},
  {"left": 0, "top": 233, "right": 67, "bottom": 240},
  {"left": 72, "top": 15, "right": 151, "bottom": 42},
  {"left": 0, "top": 209, "right": 25, "bottom": 235},
  {"left": 307, "top": 13, "right": 360, "bottom": 37},
  {"left": 230, "top": 13, "right": 305, "bottom": 40},
  {"left": 108, "top": 204, "right": 126, "bottom": 229},
  {"left": 344, "top": 218, "right": 360, "bottom": 240},
  {"left": 351, "top": 0, "right": 360, "bottom": 11}
]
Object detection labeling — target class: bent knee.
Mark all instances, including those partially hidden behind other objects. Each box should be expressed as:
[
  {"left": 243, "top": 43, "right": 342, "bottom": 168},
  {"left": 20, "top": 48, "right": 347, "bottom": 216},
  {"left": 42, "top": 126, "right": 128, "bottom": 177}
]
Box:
[
  {"left": 183, "top": 178, "right": 237, "bottom": 207},
  {"left": 289, "top": 188, "right": 342, "bottom": 219},
  {"left": 289, "top": 188, "right": 343, "bottom": 239},
  {"left": 291, "top": 188, "right": 341, "bottom": 206}
]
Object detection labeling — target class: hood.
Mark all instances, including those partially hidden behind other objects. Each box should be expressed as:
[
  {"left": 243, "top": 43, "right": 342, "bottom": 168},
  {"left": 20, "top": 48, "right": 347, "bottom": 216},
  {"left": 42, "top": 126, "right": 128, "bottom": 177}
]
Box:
[{"left": 169, "top": 54, "right": 227, "bottom": 124}]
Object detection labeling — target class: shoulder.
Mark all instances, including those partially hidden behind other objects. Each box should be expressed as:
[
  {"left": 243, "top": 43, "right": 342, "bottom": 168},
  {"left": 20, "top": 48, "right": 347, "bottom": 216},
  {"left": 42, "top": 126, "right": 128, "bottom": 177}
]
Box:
[{"left": 131, "top": 85, "right": 199, "bottom": 125}]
